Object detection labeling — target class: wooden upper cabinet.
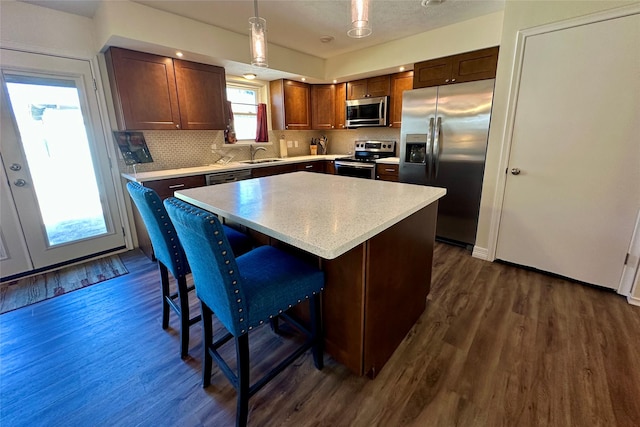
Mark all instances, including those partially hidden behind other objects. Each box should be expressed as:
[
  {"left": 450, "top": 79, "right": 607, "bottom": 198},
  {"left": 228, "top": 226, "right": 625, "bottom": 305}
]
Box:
[
  {"left": 389, "top": 71, "right": 413, "bottom": 128},
  {"left": 270, "top": 79, "right": 311, "bottom": 130},
  {"left": 311, "top": 84, "right": 335, "bottom": 130},
  {"left": 311, "top": 83, "right": 347, "bottom": 130},
  {"left": 451, "top": 47, "right": 500, "bottom": 84},
  {"left": 414, "top": 46, "right": 499, "bottom": 89},
  {"left": 174, "top": 59, "right": 228, "bottom": 130},
  {"left": 347, "top": 75, "right": 391, "bottom": 99},
  {"left": 334, "top": 83, "right": 346, "bottom": 129},
  {"left": 413, "top": 57, "right": 453, "bottom": 89},
  {"left": 347, "top": 79, "right": 368, "bottom": 100},
  {"left": 105, "top": 47, "right": 181, "bottom": 130},
  {"left": 105, "top": 47, "right": 228, "bottom": 131}
]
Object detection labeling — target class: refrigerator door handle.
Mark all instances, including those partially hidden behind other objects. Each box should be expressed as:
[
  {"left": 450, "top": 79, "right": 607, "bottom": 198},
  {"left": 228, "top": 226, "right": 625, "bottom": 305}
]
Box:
[
  {"left": 433, "top": 117, "right": 442, "bottom": 179},
  {"left": 427, "top": 117, "right": 434, "bottom": 179}
]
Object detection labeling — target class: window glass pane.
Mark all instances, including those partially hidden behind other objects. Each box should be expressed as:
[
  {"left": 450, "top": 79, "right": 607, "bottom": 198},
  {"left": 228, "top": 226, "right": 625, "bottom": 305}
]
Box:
[
  {"left": 227, "top": 86, "right": 258, "bottom": 141},
  {"left": 5, "top": 79, "right": 108, "bottom": 246}
]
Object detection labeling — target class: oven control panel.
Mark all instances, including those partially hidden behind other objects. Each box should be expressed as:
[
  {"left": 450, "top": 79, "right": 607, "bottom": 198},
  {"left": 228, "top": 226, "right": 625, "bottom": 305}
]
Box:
[{"left": 354, "top": 140, "right": 396, "bottom": 154}]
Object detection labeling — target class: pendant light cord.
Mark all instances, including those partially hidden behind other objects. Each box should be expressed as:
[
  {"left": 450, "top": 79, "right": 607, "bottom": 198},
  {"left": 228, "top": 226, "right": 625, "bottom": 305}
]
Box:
[{"left": 254, "top": 0, "right": 259, "bottom": 18}]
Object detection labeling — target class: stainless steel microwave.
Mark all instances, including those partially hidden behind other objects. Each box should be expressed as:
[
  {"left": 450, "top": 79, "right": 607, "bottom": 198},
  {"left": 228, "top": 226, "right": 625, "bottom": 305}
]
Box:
[{"left": 345, "top": 96, "right": 389, "bottom": 128}]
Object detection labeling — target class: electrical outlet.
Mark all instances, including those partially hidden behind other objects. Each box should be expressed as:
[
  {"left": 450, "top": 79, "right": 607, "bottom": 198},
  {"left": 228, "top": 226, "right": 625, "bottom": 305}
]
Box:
[
  {"left": 294, "top": 140, "right": 299, "bottom": 147},
  {"left": 287, "top": 140, "right": 293, "bottom": 148}
]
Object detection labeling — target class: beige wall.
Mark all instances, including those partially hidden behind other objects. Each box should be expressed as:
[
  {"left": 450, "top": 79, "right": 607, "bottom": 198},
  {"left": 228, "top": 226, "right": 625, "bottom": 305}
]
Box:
[
  {"left": 0, "top": 0, "right": 95, "bottom": 58},
  {"left": 326, "top": 11, "right": 504, "bottom": 80},
  {"left": 474, "top": 0, "right": 639, "bottom": 253},
  {"left": 92, "top": 0, "right": 325, "bottom": 81}
]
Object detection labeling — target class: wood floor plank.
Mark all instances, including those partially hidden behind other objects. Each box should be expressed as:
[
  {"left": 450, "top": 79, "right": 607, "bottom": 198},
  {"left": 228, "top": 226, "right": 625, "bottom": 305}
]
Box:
[{"left": 1, "top": 245, "right": 639, "bottom": 426}]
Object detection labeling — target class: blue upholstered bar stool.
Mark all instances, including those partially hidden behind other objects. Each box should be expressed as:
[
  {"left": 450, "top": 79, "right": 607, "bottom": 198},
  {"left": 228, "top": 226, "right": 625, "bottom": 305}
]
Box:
[
  {"left": 164, "top": 197, "right": 324, "bottom": 427},
  {"left": 126, "top": 182, "right": 252, "bottom": 358}
]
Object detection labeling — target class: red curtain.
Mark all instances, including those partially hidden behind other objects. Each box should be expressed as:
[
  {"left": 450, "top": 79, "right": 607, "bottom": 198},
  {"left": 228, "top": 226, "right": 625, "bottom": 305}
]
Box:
[{"left": 255, "top": 103, "right": 268, "bottom": 142}]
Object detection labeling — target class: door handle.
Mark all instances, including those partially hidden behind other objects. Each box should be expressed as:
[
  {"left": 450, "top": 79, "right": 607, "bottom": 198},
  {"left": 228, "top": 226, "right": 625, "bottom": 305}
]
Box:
[
  {"left": 14, "top": 179, "right": 27, "bottom": 187},
  {"left": 433, "top": 117, "right": 442, "bottom": 179},
  {"left": 511, "top": 168, "right": 521, "bottom": 175},
  {"left": 427, "top": 117, "right": 434, "bottom": 179}
]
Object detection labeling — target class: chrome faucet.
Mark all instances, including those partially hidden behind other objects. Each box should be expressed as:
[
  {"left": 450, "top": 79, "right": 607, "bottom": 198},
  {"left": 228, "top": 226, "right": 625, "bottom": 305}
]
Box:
[{"left": 250, "top": 145, "right": 267, "bottom": 161}]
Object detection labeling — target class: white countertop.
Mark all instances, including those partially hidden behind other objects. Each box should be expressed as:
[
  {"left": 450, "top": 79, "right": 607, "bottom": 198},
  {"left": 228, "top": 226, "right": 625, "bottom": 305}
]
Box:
[
  {"left": 121, "top": 154, "right": 400, "bottom": 182},
  {"left": 175, "top": 172, "right": 445, "bottom": 260},
  {"left": 375, "top": 157, "right": 400, "bottom": 165},
  {"left": 121, "top": 155, "right": 342, "bottom": 182}
]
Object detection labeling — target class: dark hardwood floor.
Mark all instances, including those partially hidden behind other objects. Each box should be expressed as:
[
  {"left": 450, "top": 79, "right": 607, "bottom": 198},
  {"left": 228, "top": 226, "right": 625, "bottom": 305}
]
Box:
[{"left": 1, "top": 244, "right": 639, "bottom": 426}]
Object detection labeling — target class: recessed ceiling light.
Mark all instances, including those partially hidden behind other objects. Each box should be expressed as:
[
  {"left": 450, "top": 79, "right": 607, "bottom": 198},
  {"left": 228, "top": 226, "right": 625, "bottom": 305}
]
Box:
[
  {"left": 243, "top": 73, "right": 257, "bottom": 80},
  {"left": 421, "top": 0, "right": 445, "bottom": 6},
  {"left": 176, "top": 51, "right": 184, "bottom": 57}
]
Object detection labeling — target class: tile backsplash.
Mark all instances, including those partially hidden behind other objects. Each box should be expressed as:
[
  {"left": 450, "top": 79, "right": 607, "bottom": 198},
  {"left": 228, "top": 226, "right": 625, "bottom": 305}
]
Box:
[{"left": 115, "top": 128, "right": 401, "bottom": 174}]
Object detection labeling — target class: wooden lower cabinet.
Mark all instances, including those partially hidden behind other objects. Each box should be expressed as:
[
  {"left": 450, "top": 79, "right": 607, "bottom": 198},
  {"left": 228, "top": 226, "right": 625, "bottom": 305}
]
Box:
[
  {"left": 131, "top": 175, "right": 205, "bottom": 259},
  {"left": 376, "top": 163, "right": 399, "bottom": 181},
  {"left": 325, "top": 160, "right": 336, "bottom": 175},
  {"left": 251, "top": 163, "right": 297, "bottom": 178},
  {"left": 297, "top": 161, "right": 325, "bottom": 173}
]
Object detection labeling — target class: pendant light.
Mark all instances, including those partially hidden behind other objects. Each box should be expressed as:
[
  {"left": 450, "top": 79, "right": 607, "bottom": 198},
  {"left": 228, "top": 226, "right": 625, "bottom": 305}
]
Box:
[
  {"left": 249, "top": 0, "right": 268, "bottom": 67},
  {"left": 348, "top": 0, "right": 371, "bottom": 38}
]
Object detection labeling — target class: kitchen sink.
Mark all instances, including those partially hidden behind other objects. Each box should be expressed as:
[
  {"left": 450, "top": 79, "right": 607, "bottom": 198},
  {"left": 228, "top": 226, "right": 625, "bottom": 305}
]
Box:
[{"left": 240, "top": 158, "right": 284, "bottom": 164}]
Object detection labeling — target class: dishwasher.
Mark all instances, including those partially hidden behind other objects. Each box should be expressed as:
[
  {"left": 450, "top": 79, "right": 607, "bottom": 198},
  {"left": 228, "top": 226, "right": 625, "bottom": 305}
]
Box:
[{"left": 205, "top": 169, "right": 252, "bottom": 185}]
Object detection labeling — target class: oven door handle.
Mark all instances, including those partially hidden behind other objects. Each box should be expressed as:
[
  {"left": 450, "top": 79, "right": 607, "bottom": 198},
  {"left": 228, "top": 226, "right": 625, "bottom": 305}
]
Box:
[{"left": 336, "top": 163, "right": 375, "bottom": 169}]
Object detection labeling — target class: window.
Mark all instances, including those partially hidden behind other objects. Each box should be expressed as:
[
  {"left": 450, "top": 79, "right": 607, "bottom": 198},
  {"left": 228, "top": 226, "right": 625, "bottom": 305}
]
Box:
[{"left": 226, "top": 84, "right": 259, "bottom": 141}]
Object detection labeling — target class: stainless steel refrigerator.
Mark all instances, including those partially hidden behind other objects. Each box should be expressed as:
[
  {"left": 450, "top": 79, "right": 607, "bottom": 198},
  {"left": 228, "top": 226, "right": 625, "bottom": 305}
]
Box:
[{"left": 399, "top": 79, "right": 495, "bottom": 247}]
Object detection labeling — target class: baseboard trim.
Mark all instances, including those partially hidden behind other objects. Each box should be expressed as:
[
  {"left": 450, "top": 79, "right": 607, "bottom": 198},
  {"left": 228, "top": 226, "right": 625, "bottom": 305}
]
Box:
[
  {"left": 627, "top": 295, "right": 640, "bottom": 307},
  {"left": 472, "top": 246, "right": 489, "bottom": 260}
]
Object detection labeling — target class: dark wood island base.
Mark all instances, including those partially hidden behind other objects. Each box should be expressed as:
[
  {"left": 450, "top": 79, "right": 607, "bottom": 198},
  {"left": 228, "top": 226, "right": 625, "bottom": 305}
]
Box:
[{"left": 322, "top": 202, "right": 438, "bottom": 378}]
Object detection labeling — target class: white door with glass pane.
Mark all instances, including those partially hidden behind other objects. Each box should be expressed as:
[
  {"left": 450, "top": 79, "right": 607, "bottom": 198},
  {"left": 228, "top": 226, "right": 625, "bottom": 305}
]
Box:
[{"left": 0, "top": 49, "right": 125, "bottom": 279}]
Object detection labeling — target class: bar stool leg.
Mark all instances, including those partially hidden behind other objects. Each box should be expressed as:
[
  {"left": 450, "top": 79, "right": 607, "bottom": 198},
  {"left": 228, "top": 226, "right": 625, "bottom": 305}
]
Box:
[
  {"left": 236, "top": 334, "right": 250, "bottom": 427},
  {"left": 159, "top": 263, "right": 170, "bottom": 330},
  {"left": 177, "top": 275, "right": 190, "bottom": 359},
  {"left": 201, "top": 302, "right": 213, "bottom": 388}
]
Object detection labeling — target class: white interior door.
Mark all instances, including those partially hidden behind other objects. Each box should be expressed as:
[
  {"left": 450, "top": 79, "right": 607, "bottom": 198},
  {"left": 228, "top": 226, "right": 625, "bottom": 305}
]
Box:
[
  {"left": 496, "top": 13, "right": 640, "bottom": 290},
  {"left": 0, "top": 49, "right": 125, "bottom": 278}
]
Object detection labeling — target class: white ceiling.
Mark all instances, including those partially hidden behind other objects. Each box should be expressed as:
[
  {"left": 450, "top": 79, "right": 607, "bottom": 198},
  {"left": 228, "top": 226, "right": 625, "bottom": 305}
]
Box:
[{"left": 21, "top": 0, "right": 505, "bottom": 60}]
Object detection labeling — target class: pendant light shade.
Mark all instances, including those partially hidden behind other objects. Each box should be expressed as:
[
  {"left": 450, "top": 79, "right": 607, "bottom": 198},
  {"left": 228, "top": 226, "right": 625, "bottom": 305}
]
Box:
[
  {"left": 348, "top": 0, "right": 371, "bottom": 38},
  {"left": 249, "top": 0, "right": 268, "bottom": 67}
]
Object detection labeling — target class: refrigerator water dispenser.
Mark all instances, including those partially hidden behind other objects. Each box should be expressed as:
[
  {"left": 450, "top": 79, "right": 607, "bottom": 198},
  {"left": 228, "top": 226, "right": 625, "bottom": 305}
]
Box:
[{"left": 404, "top": 134, "right": 428, "bottom": 164}]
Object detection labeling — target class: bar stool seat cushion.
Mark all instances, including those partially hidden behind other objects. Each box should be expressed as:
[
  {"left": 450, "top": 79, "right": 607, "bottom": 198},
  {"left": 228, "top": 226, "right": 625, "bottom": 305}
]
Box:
[{"left": 235, "top": 246, "right": 324, "bottom": 332}]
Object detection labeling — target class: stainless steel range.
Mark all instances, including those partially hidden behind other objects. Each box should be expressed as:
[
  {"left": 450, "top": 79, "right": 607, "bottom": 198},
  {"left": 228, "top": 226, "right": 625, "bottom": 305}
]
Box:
[{"left": 335, "top": 140, "right": 396, "bottom": 179}]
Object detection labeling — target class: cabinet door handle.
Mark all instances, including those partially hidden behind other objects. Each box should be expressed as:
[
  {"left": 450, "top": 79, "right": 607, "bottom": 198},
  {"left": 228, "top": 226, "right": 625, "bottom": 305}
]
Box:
[
  {"left": 168, "top": 184, "right": 185, "bottom": 189},
  {"left": 451, "top": 78, "right": 456, "bottom": 82},
  {"left": 305, "top": 165, "right": 313, "bottom": 169},
  {"left": 445, "top": 79, "right": 450, "bottom": 83},
  {"left": 385, "top": 168, "right": 396, "bottom": 172},
  {"left": 175, "top": 124, "right": 180, "bottom": 129}
]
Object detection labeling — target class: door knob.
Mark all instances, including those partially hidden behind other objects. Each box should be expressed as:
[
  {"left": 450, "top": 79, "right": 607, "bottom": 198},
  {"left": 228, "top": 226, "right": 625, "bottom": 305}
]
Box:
[
  {"left": 10, "top": 163, "right": 22, "bottom": 171},
  {"left": 511, "top": 168, "right": 521, "bottom": 175},
  {"left": 14, "top": 178, "right": 27, "bottom": 187}
]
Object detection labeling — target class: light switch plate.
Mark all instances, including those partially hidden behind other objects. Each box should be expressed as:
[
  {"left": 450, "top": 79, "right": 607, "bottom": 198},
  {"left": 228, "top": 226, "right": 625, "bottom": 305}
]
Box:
[{"left": 287, "top": 140, "right": 293, "bottom": 148}]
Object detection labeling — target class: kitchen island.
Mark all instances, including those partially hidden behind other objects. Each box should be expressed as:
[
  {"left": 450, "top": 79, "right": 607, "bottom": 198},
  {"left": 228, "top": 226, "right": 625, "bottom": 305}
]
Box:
[{"left": 175, "top": 172, "right": 445, "bottom": 377}]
